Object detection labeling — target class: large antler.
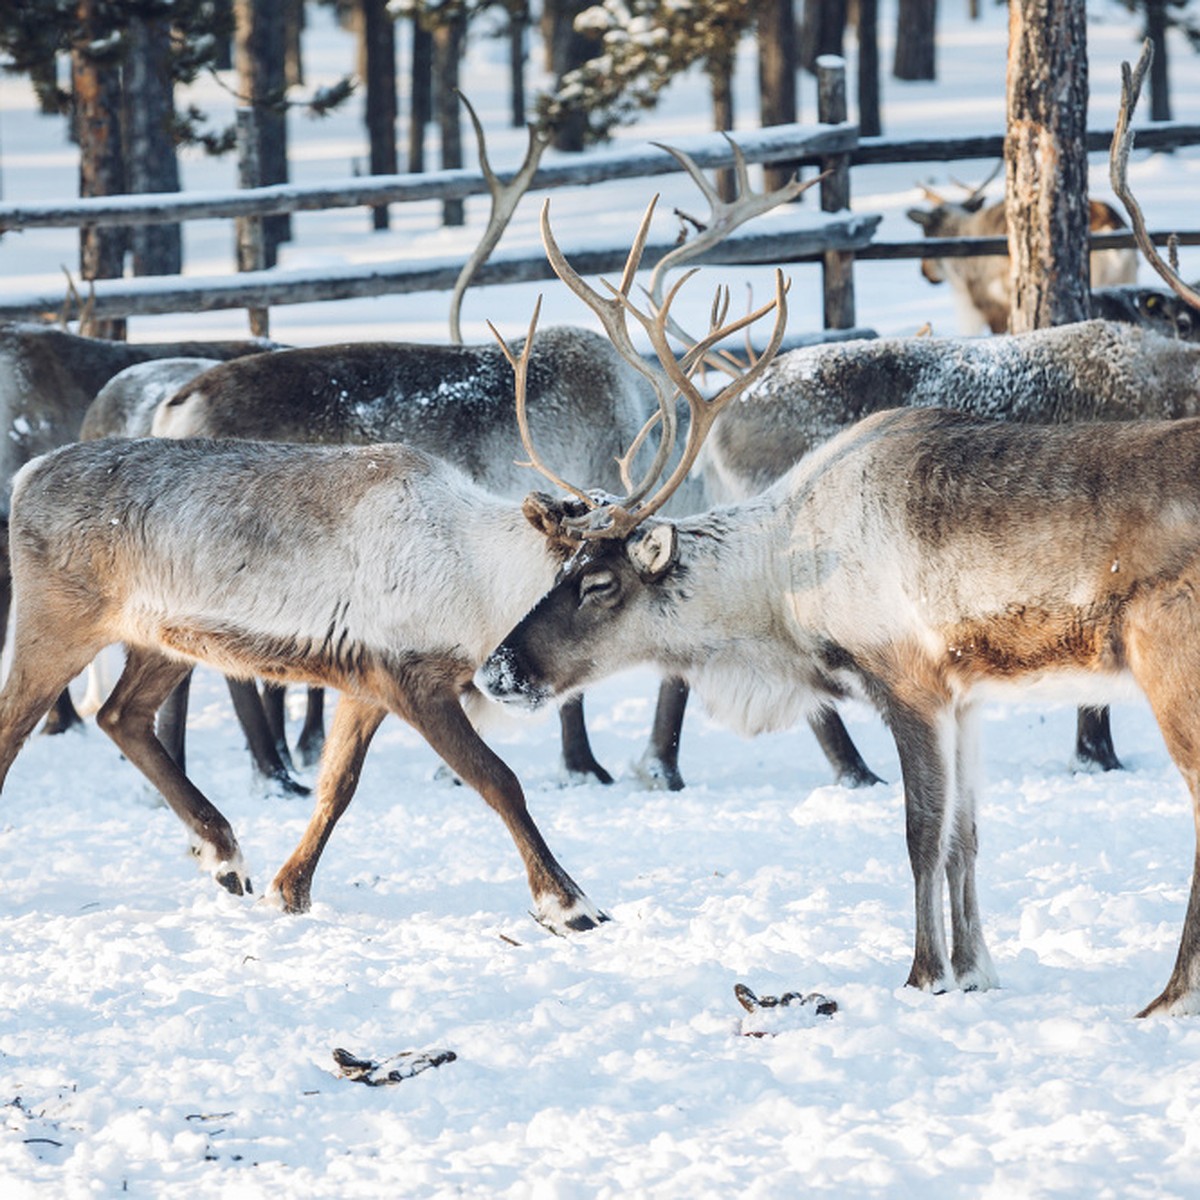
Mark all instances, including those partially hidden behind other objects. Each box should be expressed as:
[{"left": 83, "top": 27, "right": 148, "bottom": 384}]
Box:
[
  {"left": 492, "top": 198, "right": 789, "bottom": 541},
  {"left": 647, "top": 135, "right": 819, "bottom": 377},
  {"left": 449, "top": 93, "right": 554, "bottom": 344},
  {"left": 1110, "top": 41, "right": 1200, "bottom": 313}
]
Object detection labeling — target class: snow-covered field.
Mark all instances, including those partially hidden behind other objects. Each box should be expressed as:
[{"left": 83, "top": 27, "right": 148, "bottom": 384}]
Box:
[{"left": 3, "top": 4, "right": 1200, "bottom": 1197}]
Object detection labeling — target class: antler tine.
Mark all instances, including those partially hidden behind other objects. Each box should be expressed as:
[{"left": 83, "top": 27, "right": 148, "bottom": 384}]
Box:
[
  {"left": 540, "top": 197, "right": 682, "bottom": 512},
  {"left": 1110, "top": 41, "right": 1200, "bottom": 312},
  {"left": 950, "top": 159, "right": 1004, "bottom": 204},
  {"left": 615, "top": 267, "right": 790, "bottom": 533},
  {"left": 449, "top": 92, "right": 553, "bottom": 344},
  {"left": 487, "top": 296, "right": 598, "bottom": 509},
  {"left": 646, "top": 135, "right": 818, "bottom": 377}
]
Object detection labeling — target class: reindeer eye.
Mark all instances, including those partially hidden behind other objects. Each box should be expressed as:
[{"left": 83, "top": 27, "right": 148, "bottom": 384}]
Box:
[{"left": 578, "top": 569, "right": 619, "bottom": 606}]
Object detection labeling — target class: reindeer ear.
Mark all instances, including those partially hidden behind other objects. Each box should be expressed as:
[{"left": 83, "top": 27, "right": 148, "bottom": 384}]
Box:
[
  {"left": 522, "top": 492, "right": 591, "bottom": 552},
  {"left": 522, "top": 491, "right": 576, "bottom": 540},
  {"left": 628, "top": 522, "right": 678, "bottom": 582},
  {"left": 906, "top": 207, "right": 934, "bottom": 229}
]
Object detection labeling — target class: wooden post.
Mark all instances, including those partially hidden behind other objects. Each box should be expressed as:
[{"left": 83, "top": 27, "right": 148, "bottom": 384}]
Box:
[
  {"left": 817, "top": 55, "right": 855, "bottom": 329},
  {"left": 235, "top": 108, "right": 270, "bottom": 338}
]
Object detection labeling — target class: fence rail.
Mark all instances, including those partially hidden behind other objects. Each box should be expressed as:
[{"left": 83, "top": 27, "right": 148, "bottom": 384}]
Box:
[{"left": 2, "top": 73, "right": 1198, "bottom": 329}]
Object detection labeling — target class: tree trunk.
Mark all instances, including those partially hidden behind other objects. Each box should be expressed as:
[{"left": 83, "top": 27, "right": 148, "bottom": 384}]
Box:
[
  {"left": 285, "top": 0, "right": 305, "bottom": 88},
  {"left": 125, "top": 15, "right": 183, "bottom": 276},
  {"left": 235, "top": 0, "right": 291, "bottom": 264},
  {"left": 893, "top": 0, "right": 936, "bottom": 81},
  {"left": 802, "top": 0, "right": 847, "bottom": 74},
  {"left": 72, "top": 0, "right": 126, "bottom": 340},
  {"left": 709, "top": 57, "right": 736, "bottom": 202},
  {"left": 509, "top": 3, "right": 528, "bottom": 128},
  {"left": 433, "top": 11, "right": 466, "bottom": 226},
  {"left": 758, "top": 0, "right": 799, "bottom": 192},
  {"left": 546, "top": 0, "right": 593, "bottom": 152},
  {"left": 362, "top": 0, "right": 398, "bottom": 230},
  {"left": 1005, "top": 0, "right": 1090, "bottom": 333},
  {"left": 1145, "top": 0, "right": 1171, "bottom": 122},
  {"left": 857, "top": 0, "right": 881, "bottom": 136},
  {"left": 408, "top": 17, "right": 433, "bottom": 173}
]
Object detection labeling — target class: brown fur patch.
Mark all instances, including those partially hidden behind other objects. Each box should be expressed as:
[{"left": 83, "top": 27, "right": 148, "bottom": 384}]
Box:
[
  {"left": 157, "top": 621, "right": 475, "bottom": 708},
  {"left": 939, "top": 601, "right": 1128, "bottom": 681}
]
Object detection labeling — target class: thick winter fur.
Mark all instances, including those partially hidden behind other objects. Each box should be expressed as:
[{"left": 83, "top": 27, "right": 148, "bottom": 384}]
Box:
[
  {"left": 0, "top": 324, "right": 276, "bottom": 648},
  {"left": 701, "top": 320, "right": 1200, "bottom": 503},
  {"left": 481, "top": 407, "right": 1200, "bottom": 1016},
  {"left": 908, "top": 196, "right": 1137, "bottom": 333},
  {"left": 81, "top": 357, "right": 223, "bottom": 439},
  {"left": 0, "top": 437, "right": 602, "bottom": 931},
  {"left": 152, "top": 327, "right": 652, "bottom": 499}
]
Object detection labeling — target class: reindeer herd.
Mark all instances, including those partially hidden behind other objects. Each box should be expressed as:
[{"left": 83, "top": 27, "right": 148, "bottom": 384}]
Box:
[{"left": 3, "top": 48, "right": 1200, "bottom": 1017}]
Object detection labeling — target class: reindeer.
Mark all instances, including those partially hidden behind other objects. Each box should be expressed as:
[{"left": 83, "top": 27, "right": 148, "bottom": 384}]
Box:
[
  {"left": 479, "top": 61, "right": 1200, "bottom": 1016},
  {"left": 0, "top": 271, "right": 780, "bottom": 921},
  {"left": 907, "top": 166, "right": 1138, "bottom": 334}
]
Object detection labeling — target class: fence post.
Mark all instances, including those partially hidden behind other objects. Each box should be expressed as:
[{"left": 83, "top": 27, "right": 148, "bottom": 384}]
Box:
[
  {"left": 817, "top": 55, "right": 856, "bottom": 330},
  {"left": 235, "top": 107, "right": 270, "bottom": 338}
]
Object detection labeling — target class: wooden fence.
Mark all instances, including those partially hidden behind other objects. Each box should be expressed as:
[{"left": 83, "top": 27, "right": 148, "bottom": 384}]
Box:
[{"left": 1, "top": 57, "right": 1198, "bottom": 331}]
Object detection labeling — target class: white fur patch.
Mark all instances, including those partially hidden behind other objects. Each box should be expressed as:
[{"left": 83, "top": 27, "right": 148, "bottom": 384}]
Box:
[{"left": 532, "top": 892, "right": 607, "bottom": 936}]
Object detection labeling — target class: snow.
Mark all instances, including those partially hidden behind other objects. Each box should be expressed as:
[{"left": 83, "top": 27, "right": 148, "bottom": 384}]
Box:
[{"left": 3, "top": 3, "right": 1200, "bottom": 1196}]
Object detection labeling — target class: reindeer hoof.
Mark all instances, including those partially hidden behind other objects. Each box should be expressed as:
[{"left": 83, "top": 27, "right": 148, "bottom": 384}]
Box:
[
  {"left": 532, "top": 894, "right": 610, "bottom": 936},
  {"left": 267, "top": 768, "right": 311, "bottom": 799},
  {"left": 215, "top": 868, "right": 252, "bottom": 896},
  {"left": 632, "top": 754, "right": 685, "bottom": 792},
  {"left": 835, "top": 764, "right": 885, "bottom": 789},
  {"left": 560, "top": 760, "right": 615, "bottom": 787},
  {"left": 265, "top": 874, "right": 312, "bottom": 914}
]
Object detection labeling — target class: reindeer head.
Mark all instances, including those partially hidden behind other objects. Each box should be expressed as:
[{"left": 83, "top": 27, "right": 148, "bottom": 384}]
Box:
[
  {"left": 906, "top": 165, "right": 1004, "bottom": 286},
  {"left": 479, "top": 195, "right": 789, "bottom": 710}
]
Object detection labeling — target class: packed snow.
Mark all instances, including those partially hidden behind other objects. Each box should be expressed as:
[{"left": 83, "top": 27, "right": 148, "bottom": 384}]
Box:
[{"left": 2, "top": 2, "right": 1200, "bottom": 1196}]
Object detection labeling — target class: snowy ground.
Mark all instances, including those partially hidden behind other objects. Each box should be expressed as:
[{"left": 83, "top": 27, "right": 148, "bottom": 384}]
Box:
[{"left": 3, "top": 3, "right": 1200, "bottom": 1197}]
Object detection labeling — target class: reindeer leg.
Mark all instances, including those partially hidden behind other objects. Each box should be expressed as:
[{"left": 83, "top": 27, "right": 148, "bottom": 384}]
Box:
[
  {"left": 296, "top": 687, "right": 326, "bottom": 767},
  {"left": 887, "top": 699, "right": 957, "bottom": 993},
  {"left": 156, "top": 670, "right": 192, "bottom": 771},
  {"left": 97, "top": 648, "right": 250, "bottom": 895},
  {"left": 225, "top": 677, "right": 310, "bottom": 797},
  {"left": 268, "top": 695, "right": 386, "bottom": 914},
  {"left": 0, "top": 640, "right": 101, "bottom": 790},
  {"left": 808, "top": 707, "right": 885, "bottom": 788},
  {"left": 634, "top": 677, "right": 689, "bottom": 791},
  {"left": 1072, "top": 705, "right": 1122, "bottom": 772},
  {"left": 413, "top": 686, "right": 605, "bottom": 934},
  {"left": 945, "top": 702, "right": 998, "bottom": 992},
  {"left": 1128, "top": 622, "right": 1200, "bottom": 1015},
  {"left": 39, "top": 689, "right": 85, "bottom": 735},
  {"left": 559, "top": 693, "right": 614, "bottom": 785},
  {"left": 260, "top": 681, "right": 297, "bottom": 771}
]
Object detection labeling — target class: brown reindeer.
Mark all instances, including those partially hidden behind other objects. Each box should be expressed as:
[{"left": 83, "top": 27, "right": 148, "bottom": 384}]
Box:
[
  {"left": 908, "top": 168, "right": 1137, "bottom": 334},
  {"left": 479, "top": 65, "right": 1200, "bottom": 1016}
]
